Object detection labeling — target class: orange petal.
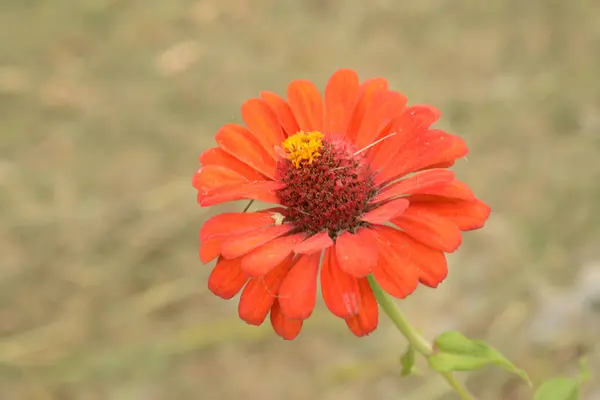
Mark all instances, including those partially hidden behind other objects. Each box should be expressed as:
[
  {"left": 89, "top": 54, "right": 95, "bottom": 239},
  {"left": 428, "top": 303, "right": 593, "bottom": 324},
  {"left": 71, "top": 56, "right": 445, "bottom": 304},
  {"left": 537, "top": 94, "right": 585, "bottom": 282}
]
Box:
[
  {"left": 428, "top": 179, "right": 476, "bottom": 200},
  {"left": 320, "top": 248, "right": 361, "bottom": 317},
  {"left": 371, "top": 226, "right": 419, "bottom": 299},
  {"left": 410, "top": 198, "right": 491, "bottom": 231},
  {"left": 368, "top": 105, "right": 441, "bottom": 170},
  {"left": 287, "top": 80, "right": 324, "bottom": 132},
  {"left": 221, "top": 224, "right": 294, "bottom": 259},
  {"left": 241, "top": 233, "right": 305, "bottom": 276},
  {"left": 420, "top": 161, "right": 455, "bottom": 170},
  {"left": 395, "top": 104, "right": 441, "bottom": 128},
  {"left": 335, "top": 229, "right": 379, "bottom": 277},
  {"left": 238, "top": 254, "right": 294, "bottom": 325},
  {"left": 391, "top": 206, "right": 462, "bottom": 253},
  {"left": 200, "top": 237, "right": 223, "bottom": 263},
  {"left": 375, "top": 130, "right": 465, "bottom": 185},
  {"left": 324, "top": 69, "right": 360, "bottom": 136},
  {"left": 418, "top": 135, "right": 469, "bottom": 171},
  {"left": 344, "top": 278, "right": 379, "bottom": 337},
  {"left": 372, "top": 169, "right": 456, "bottom": 203},
  {"left": 201, "top": 211, "right": 279, "bottom": 241},
  {"left": 388, "top": 230, "right": 449, "bottom": 288},
  {"left": 198, "top": 180, "right": 285, "bottom": 206},
  {"left": 241, "top": 98, "right": 285, "bottom": 159},
  {"left": 361, "top": 198, "right": 410, "bottom": 224},
  {"left": 199, "top": 147, "right": 264, "bottom": 181},
  {"left": 354, "top": 90, "right": 407, "bottom": 151},
  {"left": 192, "top": 165, "right": 247, "bottom": 191},
  {"left": 346, "top": 78, "right": 388, "bottom": 143},
  {"left": 278, "top": 253, "right": 321, "bottom": 320},
  {"left": 270, "top": 299, "right": 303, "bottom": 340},
  {"left": 294, "top": 231, "right": 334, "bottom": 254},
  {"left": 207, "top": 257, "right": 249, "bottom": 299},
  {"left": 215, "top": 123, "right": 277, "bottom": 179},
  {"left": 260, "top": 91, "right": 300, "bottom": 137},
  {"left": 389, "top": 179, "right": 476, "bottom": 202}
]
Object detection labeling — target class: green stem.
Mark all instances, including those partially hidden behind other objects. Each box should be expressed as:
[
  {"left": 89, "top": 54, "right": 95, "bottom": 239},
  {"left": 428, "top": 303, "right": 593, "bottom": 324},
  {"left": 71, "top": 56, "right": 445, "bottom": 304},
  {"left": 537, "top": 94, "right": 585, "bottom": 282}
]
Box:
[{"left": 367, "top": 276, "right": 476, "bottom": 400}]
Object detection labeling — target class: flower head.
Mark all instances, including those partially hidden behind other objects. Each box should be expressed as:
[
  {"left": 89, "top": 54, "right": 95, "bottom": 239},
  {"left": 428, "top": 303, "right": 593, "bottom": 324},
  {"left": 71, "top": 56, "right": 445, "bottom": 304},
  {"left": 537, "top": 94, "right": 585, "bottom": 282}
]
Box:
[{"left": 193, "top": 69, "right": 491, "bottom": 340}]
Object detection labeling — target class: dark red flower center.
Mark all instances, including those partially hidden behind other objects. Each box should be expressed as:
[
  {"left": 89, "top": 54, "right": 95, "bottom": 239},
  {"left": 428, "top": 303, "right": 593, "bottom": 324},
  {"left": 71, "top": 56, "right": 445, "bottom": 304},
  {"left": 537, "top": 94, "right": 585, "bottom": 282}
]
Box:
[{"left": 276, "top": 132, "right": 377, "bottom": 238}]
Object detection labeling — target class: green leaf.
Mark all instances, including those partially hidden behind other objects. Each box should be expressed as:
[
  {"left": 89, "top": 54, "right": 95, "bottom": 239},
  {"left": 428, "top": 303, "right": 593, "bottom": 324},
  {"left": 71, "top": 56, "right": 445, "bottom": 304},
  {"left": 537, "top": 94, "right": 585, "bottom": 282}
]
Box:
[
  {"left": 428, "top": 331, "right": 531, "bottom": 386},
  {"left": 533, "top": 378, "right": 580, "bottom": 400},
  {"left": 400, "top": 346, "right": 416, "bottom": 377},
  {"left": 533, "top": 358, "right": 591, "bottom": 400}
]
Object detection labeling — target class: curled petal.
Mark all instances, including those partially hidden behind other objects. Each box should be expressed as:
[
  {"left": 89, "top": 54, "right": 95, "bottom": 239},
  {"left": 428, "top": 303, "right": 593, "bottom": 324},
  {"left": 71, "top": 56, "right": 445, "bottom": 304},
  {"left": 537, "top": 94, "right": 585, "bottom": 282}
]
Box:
[
  {"left": 200, "top": 237, "right": 223, "bottom": 263},
  {"left": 208, "top": 257, "right": 249, "bottom": 299},
  {"left": 321, "top": 248, "right": 361, "bottom": 317},
  {"left": 238, "top": 255, "right": 294, "bottom": 325},
  {"left": 344, "top": 278, "right": 379, "bottom": 337},
  {"left": 270, "top": 299, "right": 303, "bottom": 340},
  {"left": 420, "top": 161, "right": 455, "bottom": 170},
  {"left": 278, "top": 253, "right": 321, "bottom": 320}
]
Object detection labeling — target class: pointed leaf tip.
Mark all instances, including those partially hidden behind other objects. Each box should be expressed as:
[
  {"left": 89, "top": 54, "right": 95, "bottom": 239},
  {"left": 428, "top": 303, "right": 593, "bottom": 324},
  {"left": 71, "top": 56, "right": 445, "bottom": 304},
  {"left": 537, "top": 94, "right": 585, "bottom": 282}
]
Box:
[{"left": 428, "top": 330, "right": 532, "bottom": 387}]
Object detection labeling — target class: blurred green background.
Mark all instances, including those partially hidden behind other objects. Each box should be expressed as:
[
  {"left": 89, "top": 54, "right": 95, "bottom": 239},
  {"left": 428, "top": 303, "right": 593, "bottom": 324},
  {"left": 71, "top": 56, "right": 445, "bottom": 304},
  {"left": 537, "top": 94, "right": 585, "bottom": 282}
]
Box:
[{"left": 1, "top": 0, "right": 599, "bottom": 399}]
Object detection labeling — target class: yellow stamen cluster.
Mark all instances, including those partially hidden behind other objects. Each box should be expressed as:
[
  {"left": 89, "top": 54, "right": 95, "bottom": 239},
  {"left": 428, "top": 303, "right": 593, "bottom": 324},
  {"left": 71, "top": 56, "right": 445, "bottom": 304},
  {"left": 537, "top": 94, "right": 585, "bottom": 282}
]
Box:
[{"left": 281, "top": 131, "right": 324, "bottom": 168}]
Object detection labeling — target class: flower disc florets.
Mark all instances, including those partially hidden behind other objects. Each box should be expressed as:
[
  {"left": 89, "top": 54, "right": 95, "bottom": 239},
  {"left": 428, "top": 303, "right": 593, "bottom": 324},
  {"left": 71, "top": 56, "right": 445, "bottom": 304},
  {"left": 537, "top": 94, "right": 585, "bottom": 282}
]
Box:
[{"left": 277, "top": 131, "right": 377, "bottom": 238}]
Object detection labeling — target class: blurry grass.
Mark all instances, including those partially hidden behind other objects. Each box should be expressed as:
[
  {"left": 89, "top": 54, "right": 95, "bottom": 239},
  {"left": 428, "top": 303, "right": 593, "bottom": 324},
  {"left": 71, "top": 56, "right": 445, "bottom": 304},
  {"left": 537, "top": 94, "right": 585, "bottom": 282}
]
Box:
[{"left": 1, "top": 0, "right": 600, "bottom": 399}]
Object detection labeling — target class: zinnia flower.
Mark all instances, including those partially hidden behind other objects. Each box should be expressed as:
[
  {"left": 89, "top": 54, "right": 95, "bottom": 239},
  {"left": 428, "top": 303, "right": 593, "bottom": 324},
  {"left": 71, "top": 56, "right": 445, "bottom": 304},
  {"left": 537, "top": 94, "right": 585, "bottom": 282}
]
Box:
[{"left": 193, "top": 69, "right": 490, "bottom": 340}]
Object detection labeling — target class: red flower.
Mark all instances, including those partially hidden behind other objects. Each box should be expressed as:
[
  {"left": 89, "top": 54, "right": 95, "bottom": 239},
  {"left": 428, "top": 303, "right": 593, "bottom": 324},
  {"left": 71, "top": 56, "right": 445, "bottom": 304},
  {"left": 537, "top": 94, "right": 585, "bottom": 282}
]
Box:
[{"left": 193, "top": 69, "right": 490, "bottom": 340}]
